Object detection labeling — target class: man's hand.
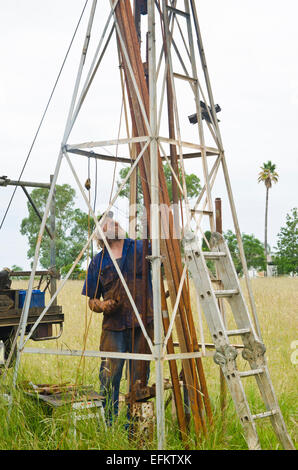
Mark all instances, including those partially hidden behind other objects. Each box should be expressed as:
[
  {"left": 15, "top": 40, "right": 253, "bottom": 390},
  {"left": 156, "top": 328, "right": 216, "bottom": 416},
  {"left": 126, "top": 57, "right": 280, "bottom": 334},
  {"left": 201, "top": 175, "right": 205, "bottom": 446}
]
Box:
[
  {"left": 89, "top": 298, "right": 120, "bottom": 315},
  {"left": 101, "top": 299, "right": 120, "bottom": 315},
  {"left": 89, "top": 298, "right": 103, "bottom": 313}
]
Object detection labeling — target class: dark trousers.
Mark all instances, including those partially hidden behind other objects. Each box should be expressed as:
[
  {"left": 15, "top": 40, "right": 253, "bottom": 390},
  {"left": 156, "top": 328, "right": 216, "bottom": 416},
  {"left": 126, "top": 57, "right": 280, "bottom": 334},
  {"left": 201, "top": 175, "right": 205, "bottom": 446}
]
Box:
[{"left": 99, "top": 323, "right": 153, "bottom": 423}]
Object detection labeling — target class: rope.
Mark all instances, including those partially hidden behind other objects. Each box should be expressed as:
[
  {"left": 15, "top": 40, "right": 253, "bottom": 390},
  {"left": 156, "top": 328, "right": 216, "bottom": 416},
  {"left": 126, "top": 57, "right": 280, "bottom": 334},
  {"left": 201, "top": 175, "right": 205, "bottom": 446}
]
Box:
[{"left": 0, "top": 0, "right": 89, "bottom": 231}]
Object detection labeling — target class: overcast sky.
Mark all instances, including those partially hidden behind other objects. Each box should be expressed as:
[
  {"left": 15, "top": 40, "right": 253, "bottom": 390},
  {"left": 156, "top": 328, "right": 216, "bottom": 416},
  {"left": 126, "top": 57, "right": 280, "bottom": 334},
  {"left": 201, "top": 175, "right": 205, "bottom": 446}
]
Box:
[{"left": 0, "top": 0, "right": 297, "bottom": 270}]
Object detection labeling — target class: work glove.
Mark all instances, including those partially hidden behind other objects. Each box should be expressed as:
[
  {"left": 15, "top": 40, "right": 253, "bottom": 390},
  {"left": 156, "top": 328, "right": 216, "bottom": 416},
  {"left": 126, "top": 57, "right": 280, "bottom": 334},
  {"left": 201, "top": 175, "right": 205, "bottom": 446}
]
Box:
[{"left": 101, "top": 299, "right": 122, "bottom": 315}]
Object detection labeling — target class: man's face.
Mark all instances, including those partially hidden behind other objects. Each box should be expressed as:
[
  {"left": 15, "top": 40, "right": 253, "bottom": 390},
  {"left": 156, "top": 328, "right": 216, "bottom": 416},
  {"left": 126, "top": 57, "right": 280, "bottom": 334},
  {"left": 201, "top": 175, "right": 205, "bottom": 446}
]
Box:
[{"left": 101, "top": 219, "right": 122, "bottom": 243}]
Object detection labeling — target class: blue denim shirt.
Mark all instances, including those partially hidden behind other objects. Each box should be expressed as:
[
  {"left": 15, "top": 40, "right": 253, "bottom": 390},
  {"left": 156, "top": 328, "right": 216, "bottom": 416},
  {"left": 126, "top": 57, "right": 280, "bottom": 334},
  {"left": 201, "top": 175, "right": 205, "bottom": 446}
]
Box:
[{"left": 82, "top": 238, "right": 153, "bottom": 330}]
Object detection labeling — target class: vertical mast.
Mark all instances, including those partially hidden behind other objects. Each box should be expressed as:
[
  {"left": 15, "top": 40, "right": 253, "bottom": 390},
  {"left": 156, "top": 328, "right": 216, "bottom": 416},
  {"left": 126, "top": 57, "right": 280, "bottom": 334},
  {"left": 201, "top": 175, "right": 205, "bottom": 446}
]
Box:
[{"left": 148, "top": 0, "right": 165, "bottom": 450}]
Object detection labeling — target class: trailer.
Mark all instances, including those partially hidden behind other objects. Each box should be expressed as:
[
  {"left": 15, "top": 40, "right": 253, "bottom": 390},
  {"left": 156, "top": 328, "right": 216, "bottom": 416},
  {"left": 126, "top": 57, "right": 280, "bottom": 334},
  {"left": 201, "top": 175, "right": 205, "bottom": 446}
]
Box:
[{"left": 0, "top": 176, "right": 64, "bottom": 365}]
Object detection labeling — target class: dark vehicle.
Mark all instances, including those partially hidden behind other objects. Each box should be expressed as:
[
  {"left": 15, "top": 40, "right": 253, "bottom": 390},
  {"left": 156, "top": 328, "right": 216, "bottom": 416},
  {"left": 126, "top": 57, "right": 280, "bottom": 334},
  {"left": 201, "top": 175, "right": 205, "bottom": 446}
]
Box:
[
  {"left": 0, "top": 176, "right": 64, "bottom": 366},
  {"left": 0, "top": 270, "right": 64, "bottom": 367}
]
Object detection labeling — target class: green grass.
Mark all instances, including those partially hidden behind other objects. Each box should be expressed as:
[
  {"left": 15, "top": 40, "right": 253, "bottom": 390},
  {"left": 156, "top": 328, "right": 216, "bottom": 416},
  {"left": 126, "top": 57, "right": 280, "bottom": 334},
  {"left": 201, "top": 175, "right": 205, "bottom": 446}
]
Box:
[
  {"left": 0, "top": 277, "right": 297, "bottom": 450},
  {"left": 1, "top": 383, "right": 295, "bottom": 450}
]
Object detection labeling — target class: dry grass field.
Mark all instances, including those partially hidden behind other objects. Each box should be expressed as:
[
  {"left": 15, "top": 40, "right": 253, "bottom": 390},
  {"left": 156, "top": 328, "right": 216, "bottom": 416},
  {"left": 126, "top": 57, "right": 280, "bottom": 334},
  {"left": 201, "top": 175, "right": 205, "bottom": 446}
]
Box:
[{"left": 1, "top": 276, "right": 297, "bottom": 450}]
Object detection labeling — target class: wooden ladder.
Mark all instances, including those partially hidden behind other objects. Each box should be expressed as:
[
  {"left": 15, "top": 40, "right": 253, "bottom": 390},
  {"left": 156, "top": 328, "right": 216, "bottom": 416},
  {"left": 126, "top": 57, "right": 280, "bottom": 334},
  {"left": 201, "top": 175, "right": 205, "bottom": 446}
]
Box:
[{"left": 184, "top": 231, "right": 294, "bottom": 450}]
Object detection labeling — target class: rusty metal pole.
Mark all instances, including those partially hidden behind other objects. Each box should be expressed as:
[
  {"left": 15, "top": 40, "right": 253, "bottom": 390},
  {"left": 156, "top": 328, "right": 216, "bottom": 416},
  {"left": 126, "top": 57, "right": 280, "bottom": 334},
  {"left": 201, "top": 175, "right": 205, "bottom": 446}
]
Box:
[
  {"left": 215, "top": 197, "right": 227, "bottom": 415},
  {"left": 133, "top": 0, "right": 141, "bottom": 43}
]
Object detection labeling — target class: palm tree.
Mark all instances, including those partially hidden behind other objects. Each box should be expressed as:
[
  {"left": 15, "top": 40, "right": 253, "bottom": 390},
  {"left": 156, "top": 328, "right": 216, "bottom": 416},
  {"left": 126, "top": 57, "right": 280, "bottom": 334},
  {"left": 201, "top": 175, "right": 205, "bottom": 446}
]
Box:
[{"left": 258, "top": 161, "right": 279, "bottom": 272}]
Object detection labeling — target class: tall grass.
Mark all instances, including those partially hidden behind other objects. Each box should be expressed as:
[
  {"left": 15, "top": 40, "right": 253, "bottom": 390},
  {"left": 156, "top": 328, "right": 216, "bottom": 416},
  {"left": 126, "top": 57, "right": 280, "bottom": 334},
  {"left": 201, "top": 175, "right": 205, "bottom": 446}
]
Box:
[{"left": 0, "top": 277, "right": 297, "bottom": 450}]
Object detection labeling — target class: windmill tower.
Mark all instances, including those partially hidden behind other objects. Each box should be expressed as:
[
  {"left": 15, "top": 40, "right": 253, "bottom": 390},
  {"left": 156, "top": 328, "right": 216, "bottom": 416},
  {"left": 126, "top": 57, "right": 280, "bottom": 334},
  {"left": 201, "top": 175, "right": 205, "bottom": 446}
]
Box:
[{"left": 8, "top": 0, "right": 294, "bottom": 451}]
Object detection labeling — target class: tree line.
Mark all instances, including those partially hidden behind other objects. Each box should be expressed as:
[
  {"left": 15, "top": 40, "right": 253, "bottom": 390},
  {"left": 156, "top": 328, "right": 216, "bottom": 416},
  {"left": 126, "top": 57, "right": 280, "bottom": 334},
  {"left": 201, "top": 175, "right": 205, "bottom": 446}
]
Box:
[{"left": 17, "top": 163, "right": 297, "bottom": 277}]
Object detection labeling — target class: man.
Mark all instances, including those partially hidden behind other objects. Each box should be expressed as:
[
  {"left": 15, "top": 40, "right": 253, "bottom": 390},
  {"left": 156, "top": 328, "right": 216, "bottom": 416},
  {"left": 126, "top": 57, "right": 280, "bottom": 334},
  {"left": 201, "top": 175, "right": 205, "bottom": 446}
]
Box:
[{"left": 82, "top": 214, "right": 153, "bottom": 423}]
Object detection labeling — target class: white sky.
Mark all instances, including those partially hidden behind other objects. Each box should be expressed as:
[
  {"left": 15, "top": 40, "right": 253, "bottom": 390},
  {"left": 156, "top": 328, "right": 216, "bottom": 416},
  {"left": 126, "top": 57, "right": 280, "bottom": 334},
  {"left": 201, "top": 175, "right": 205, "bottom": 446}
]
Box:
[{"left": 0, "top": 0, "right": 297, "bottom": 270}]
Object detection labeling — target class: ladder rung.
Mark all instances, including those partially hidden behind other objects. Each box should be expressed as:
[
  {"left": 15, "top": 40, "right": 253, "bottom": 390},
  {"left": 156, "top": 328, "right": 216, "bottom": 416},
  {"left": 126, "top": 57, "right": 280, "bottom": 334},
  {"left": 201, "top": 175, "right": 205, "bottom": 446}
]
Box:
[
  {"left": 203, "top": 251, "right": 226, "bottom": 259},
  {"left": 173, "top": 72, "right": 197, "bottom": 83},
  {"left": 252, "top": 410, "right": 278, "bottom": 420},
  {"left": 238, "top": 368, "right": 264, "bottom": 377},
  {"left": 226, "top": 328, "right": 251, "bottom": 336},
  {"left": 214, "top": 289, "right": 238, "bottom": 298},
  {"left": 166, "top": 6, "right": 190, "bottom": 18}
]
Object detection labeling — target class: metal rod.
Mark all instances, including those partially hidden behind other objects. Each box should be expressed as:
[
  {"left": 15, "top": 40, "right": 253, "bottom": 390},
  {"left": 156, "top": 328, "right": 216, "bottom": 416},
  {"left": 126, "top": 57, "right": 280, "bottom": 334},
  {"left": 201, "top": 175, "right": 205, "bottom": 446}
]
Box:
[
  {"left": 49, "top": 175, "right": 57, "bottom": 307},
  {"left": 66, "top": 135, "right": 149, "bottom": 150},
  {"left": 23, "top": 348, "right": 154, "bottom": 361},
  {"left": 67, "top": 148, "right": 132, "bottom": 164},
  {"left": 160, "top": 282, "right": 188, "bottom": 443},
  {"left": 148, "top": 0, "right": 165, "bottom": 450},
  {"left": 21, "top": 186, "right": 53, "bottom": 240},
  {"left": 9, "top": 271, "right": 52, "bottom": 277},
  {"left": 0, "top": 178, "right": 50, "bottom": 189},
  {"left": 67, "top": 146, "right": 216, "bottom": 162},
  {"left": 63, "top": 0, "right": 98, "bottom": 143},
  {"left": 164, "top": 31, "right": 180, "bottom": 236},
  {"left": 158, "top": 136, "right": 219, "bottom": 153},
  {"left": 22, "top": 347, "right": 216, "bottom": 362},
  {"left": 162, "top": 265, "right": 187, "bottom": 356}
]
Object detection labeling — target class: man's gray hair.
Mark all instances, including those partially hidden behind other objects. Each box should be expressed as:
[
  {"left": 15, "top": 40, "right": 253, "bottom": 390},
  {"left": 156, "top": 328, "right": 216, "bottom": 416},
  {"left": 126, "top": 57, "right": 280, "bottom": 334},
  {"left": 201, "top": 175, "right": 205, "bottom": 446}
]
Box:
[{"left": 94, "top": 212, "right": 125, "bottom": 246}]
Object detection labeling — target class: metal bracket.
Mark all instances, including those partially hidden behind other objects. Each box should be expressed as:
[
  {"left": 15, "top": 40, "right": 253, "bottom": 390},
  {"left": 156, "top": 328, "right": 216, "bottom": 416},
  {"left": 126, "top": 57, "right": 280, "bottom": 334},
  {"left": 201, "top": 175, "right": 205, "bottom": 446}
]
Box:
[
  {"left": 145, "top": 255, "right": 165, "bottom": 262},
  {"left": 213, "top": 344, "right": 238, "bottom": 366},
  {"left": 31, "top": 324, "right": 64, "bottom": 342},
  {"left": 242, "top": 340, "right": 266, "bottom": 362}
]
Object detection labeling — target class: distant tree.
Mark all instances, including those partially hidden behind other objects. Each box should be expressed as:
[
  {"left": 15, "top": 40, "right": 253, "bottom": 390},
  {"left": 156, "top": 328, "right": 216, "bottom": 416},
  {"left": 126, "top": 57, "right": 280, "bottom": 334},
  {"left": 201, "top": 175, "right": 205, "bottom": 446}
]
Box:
[
  {"left": 162, "top": 164, "right": 201, "bottom": 202},
  {"left": 11, "top": 265, "right": 23, "bottom": 272},
  {"left": 20, "top": 184, "right": 91, "bottom": 271},
  {"left": 60, "top": 263, "right": 86, "bottom": 280},
  {"left": 10, "top": 264, "right": 24, "bottom": 280},
  {"left": 258, "top": 161, "right": 279, "bottom": 268},
  {"left": 273, "top": 208, "right": 298, "bottom": 275},
  {"left": 224, "top": 230, "right": 266, "bottom": 275},
  {"left": 117, "top": 163, "right": 201, "bottom": 204}
]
